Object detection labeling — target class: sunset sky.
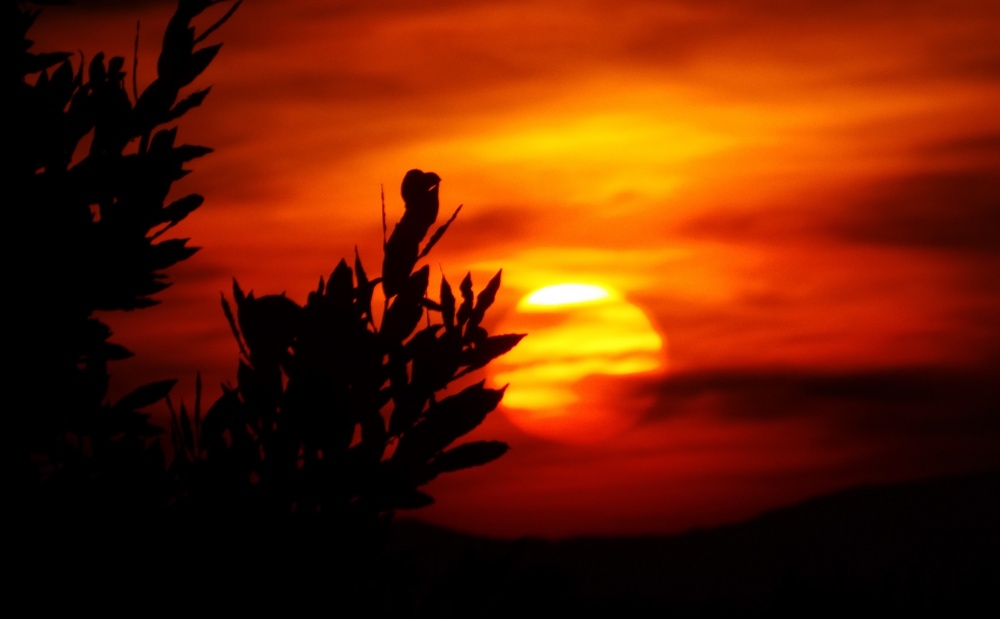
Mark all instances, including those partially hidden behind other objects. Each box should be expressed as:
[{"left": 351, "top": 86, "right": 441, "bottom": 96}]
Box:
[{"left": 32, "top": 0, "right": 999, "bottom": 538}]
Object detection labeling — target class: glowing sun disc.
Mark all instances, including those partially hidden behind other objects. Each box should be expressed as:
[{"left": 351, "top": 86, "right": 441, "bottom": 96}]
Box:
[
  {"left": 522, "top": 283, "right": 611, "bottom": 307},
  {"left": 492, "top": 283, "right": 666, "bottom": 443}
]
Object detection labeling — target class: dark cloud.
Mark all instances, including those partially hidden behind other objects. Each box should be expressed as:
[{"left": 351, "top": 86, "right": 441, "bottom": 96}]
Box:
[
  {"left": 678, "top": 168, "right": 1000, "bottom": 255},
  {"left": 832, "top": 169, "right": 1000, "bottom": 254},
  {"left": 640, "top": 363, "right": 1000, "bottom": 476},
  {"left": 919, "top": 133, "right": 1000, "bottom": 158},
  {"left": 643, "top": 365, "right": 1000, "bottom": 439},
  {"left": 651, "top": 365, "right": 989, "bottom": 410}
]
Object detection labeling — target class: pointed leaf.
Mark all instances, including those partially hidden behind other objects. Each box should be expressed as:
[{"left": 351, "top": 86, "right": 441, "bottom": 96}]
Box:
[
  {"left": 419, "top": 297, "right": 442, "bottom": 312},
  {"left": 114, "top": 379, "right": 177, "bottom": 412},
  {"left": 417, "top": 204, "right": 461, "bottom": 260},
  {"left": 23, "top": 51, "right": 72, "bottom": 74},
  {"left": 468, "top": 269, "right": 502, "bottom": 330},
  {"left": 432, "top": 441, "right": 508, "bottom": 474},
  {"left": 440, "top": 275, "right": 456, "bottom": 330},
  {"left": 101, "top": 342, "right": 134, "bottom": 361},
  {"left": 394, "top": 381, "right": 506, "bottom": 463},
  {"left": 165, "top": 87, "right": 212, "bottom": 122},
  {"left": 89, "top": 52, "right": 106, "bottom": 84},
  {"left": 162, "top": 193, "right": 203, "bottom": 224},
  {"left": 389, "top": 489, "right": 435, "bottom": 510},
  {"left": 181, "top": 44, "right": 222, "bottom": 87},
  {"left": 221, "top": 292, "right": 248, "bottom": 360},
  {"left": 172, "top": 144, "right": 213, "bottom": 162},
  {"left": 194, "top": 0, "right": 243, "bottom": 45},
  {"left": 149, "top": 238, "right": 199, "bottom": 268},
  {"left": 354, "top": 247, "right": 369, "bottom": 289},
  {"left": 150, "top": 126, "right": 178, "bottom": 153},
  {"left": 153, "top": 194, "right": 203, "bottom": 238},
  {"left": 380, "top": 265, "right": 429, "bottom": 344},
  {"left": 325, "top": 258, "right": 353, "bottom": 304},
  {"left": 355, "top": 247, "right": 375, "bottom": 325},
  {"left": 232, "top": 278, "right": 246, "bottom": 306},
  {"left": 456, "top": 272, "right": 473, "bottom": 328},
  {"left": 461, "top": 333, "right": 526, "bottom": 370}
]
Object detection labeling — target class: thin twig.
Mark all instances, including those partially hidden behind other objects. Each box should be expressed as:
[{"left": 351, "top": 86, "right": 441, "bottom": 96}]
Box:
[
  {"left": 381, "top": 184, "right": 387, "bottom": 250},
  {"left": 132, "top": 21, "right": 140, "bottom": 101},
  {"left": 194, "top": 0, "right": 243, "bottom": 45}
]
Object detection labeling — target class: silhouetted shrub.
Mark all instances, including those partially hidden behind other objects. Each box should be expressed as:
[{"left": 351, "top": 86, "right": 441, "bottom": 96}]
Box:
[
  {"left": 169, "top": 170, "right": 523, "bottom": 563},
  {"left": 11, "top": 0, "right": 239, "bottom": 517},
  {"left": 12, "top": 7, "right": 520, "bottom": 594}
]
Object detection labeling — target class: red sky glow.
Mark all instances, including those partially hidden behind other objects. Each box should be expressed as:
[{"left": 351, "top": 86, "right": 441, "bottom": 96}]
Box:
[{"left": 30, "top": 0, "right": 1000, "bottom": 538}]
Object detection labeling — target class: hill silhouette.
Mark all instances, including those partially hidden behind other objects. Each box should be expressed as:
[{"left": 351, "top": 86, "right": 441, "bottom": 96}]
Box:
[{"left": 388, "top": 469, "right": 999, "bottom": 615}]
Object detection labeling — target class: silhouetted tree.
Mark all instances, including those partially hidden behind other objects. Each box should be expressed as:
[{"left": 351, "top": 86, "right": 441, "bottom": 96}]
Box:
[
  {"left": 168, "top": 170, "right": 523, "bottom": 574},
  {"left": 12, "top": 7, "right": 520, "bottom": 603},
  {"left": 10, "top": 0, "right": 240, "bottom": 519}
]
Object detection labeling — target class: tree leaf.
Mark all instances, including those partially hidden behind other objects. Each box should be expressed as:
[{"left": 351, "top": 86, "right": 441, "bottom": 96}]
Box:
[
  {"left": 149, "top": 126, "right": 177, "bottom": 153},
  {"left": 194, "top": 0, "right": 243, "bottom": 45},
  {"left": 456, "top": 272, "right": 473, "bottom": 328},
  {"left": 431, "top": 441, "right": 508, "bottom": 475},
  {"left": 460, "top": 333, "right": 525, "bottom": 370},
  {"left": 22, "top": 51, "right": 72, "bottom": 75},
  {"left": 325, "top": 258, "right": 353, "bottom": 305},
  {"left": 114, "top": 379, "right": 177, "bottom": 412},
  {"left": 221, "top": 291, "right": 248, "bottom": 360},
  {"left": 440, "top": 275, "right": 456, "bottom": 331},
  {"left": 419, "top": 297, "right": 442, "bottom": 312},
  {"left": 468, "top": 269, "right": 501, "bottom": 331},
  {"left": 180, "top": 44, "right": 221, "bottom": 87},
  {"left": 152, "top": 193, "right": 203, "bottom": 238},
  {"left": 354, "top": 247, "right": 375, "bottom": 325},
  {"left": 89, "top": 52, "right": 106, "bottom": 84},
  {"left": 394, "top": 381, "right": 506, "bottom": 464},
  {"left": 100, "top": 342, "right": 134, "bottom": 361},
  {"left": 380, "top": 265, "right": 429, "bottom": 344},
  {"left": 172, "top": 143, "right": 213, "bottom": 162},
  {"left": 417, "top": 204, "right": 461, "bottom": 260},
  {"left": 165, "top": 86, "right": 211, "bottom": 123}
]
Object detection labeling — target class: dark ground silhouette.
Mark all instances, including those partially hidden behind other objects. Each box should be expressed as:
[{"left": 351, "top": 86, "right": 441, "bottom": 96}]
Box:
[
  {"left": 13, "top": 469, "right": 997, "bottom": 614},
  {"left": 387, "top": 469, "right": 999, "bottom": 615}
]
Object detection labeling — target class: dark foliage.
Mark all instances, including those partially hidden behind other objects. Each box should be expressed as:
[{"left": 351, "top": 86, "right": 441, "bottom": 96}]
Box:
[
  {"left": 10, "top": 0, "right": 239, "bottom": 517},
  {"left": 169, "top": 170, "right": 523, "bottom": 562},
  {"left": 12, "top": 3, "right": 519, "bottom": 605}
]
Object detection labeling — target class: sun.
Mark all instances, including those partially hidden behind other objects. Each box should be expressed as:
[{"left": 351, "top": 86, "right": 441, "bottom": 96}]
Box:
[{"left": 491, "top": 283, "right": 666, "bottom": 443}]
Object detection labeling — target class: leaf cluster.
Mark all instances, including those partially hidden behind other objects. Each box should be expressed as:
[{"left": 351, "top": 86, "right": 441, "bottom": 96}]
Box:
[
  {"left": 11, "top": 0, "right": 239, "bottom": 507},
  {"left": 14, "top": 1, "right": 239, "bottom": 316},
  {"left": 170, "top": 171, "right": 523, "bottom": 530}
]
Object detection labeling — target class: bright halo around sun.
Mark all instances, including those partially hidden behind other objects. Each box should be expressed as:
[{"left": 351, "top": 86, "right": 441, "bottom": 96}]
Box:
[{"left": 491, "top": 283, "right": 666, "bottom": 443}]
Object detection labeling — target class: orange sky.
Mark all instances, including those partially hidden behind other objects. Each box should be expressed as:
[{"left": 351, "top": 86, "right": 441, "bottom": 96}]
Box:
[{"left": 31, "top": 0, "right": 1000, "bottom": 538}]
